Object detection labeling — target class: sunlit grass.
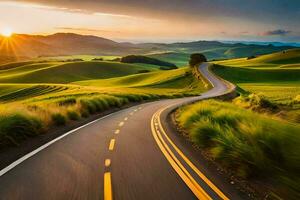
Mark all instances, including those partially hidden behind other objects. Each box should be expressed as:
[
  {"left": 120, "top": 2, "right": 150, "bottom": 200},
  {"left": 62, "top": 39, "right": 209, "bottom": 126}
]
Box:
[
  {"left": 211, "top": 49, "right": 300, "bottom": 124},
  {"left": 176, "top": 100, "right": 300, "bottom": 197},
  {"left": 0, "top": 60, "right": 205, "bottom": 147}
]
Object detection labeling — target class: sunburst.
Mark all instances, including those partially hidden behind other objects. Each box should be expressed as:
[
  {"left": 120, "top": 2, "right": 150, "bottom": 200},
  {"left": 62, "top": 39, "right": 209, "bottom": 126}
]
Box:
[
  {"left": 1, "top": 28, "right": 13, "bottom": 37},
  {"left": 0, "top": 28, "right": 20, "bottom": 61}
]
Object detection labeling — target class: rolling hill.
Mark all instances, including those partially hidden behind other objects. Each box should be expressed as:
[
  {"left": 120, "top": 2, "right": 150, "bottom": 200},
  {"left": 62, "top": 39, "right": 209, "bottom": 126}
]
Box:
[
  {"left": 211, "top": 49, "right": 300, "bottom": 108},
  {"left": 0, "top": 33, "right": 297, "bottom": 65},
  {"left": 0, "top": 61, "right": 155, "bottom": 83},
  {"left": 0, "top": 33, "right": 141, "bottom": 58},
  {"left": 74, "top": 68, "right": 190, "bottom": 88},
  {"left": 215, "top": 48, "right": 300, "bottom": 68}
]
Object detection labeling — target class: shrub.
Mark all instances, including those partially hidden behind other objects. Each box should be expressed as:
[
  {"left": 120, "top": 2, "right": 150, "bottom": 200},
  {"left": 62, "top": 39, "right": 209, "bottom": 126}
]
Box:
[
  {"left": 81, "top": 110, "right": 90, "bottom": 118},
  {"left": 138, "top": 69, "right": 151, "bottom": 73},
  {"left": 0, "top": 114, "right": 43, "bottom": 145},
  {"left": 92, "top": 58, "right": 103, "bottom": 61},
  {"left": 67, "top": 110, "right": 80, "bottom": 121},
  {"left": 80, "top": 99, "right": 97, "bottom": 114},
  {"left": 51, "top": 113, "right": 66, "bottom": 126},
  {"left": 234, "top": 93, "right": 278, "bottom": 111},
  {"left": 292, "top": 95, "right": 300, "bottom": 104},
  {"left": 189, "top": 53, "right": 207, "bottom": 67},
  {"left": 159, "top": 66, "right": 178, "bottom": 70},
  {"left": 120, "top": 55, "right": 177, "bottom": 68},
  {"left": 115, "top": 94, "right": 142, "bottom": 103},
  {"left": 247, "top": 55, "right": 256, "bottom": 60},
  {"left": 58, "top": 97, "right": 76, "bottom": 106}
]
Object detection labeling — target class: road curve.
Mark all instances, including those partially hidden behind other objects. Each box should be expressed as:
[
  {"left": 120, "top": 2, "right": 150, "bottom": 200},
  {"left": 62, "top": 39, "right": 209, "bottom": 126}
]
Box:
[{"left": 0, "top": 63, "right": 242, "bottom": 200}]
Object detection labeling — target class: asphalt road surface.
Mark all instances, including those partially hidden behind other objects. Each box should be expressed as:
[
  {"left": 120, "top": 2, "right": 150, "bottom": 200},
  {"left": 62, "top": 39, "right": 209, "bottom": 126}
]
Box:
[{"left": 0, "top": 63, "right": 243, "bottom": 200}]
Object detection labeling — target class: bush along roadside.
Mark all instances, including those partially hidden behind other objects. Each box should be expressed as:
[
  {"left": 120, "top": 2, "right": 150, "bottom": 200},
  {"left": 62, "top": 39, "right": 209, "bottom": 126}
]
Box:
[
  {"left": 0, "top": 91, "right": 196, "bottom": 148},
  {"left": 176, "top": 99, "right": 300, "bottom": 199},
  {"left": 0, "top": 114, "right": 44, "bottom": 146}
]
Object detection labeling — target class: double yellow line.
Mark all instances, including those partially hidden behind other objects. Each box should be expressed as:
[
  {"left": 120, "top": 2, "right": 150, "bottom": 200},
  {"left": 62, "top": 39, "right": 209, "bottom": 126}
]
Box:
[{"left": 151, "top": 107, "right": 229, "bottom": 200}]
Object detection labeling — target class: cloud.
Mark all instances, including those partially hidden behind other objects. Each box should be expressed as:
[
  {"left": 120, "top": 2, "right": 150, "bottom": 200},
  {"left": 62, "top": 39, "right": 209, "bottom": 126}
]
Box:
[
  {"left": 262, "top": 29, "right": 291, "bottom": 36},
  {"left": 10, "top": 0, "right": 300, "bottom": 24}
]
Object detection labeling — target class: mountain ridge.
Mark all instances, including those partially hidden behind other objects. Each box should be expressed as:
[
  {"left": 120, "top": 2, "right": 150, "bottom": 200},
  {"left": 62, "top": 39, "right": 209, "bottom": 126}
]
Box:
[{"left": 0, "top": 33, "right": 297, "bottom": 64}]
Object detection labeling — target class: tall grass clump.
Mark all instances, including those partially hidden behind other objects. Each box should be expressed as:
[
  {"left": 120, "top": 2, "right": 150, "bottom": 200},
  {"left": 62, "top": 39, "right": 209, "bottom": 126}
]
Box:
[
  {"left": 58, "top": 97, "right": 77, "bottom": 106},
  {"left": 177, "top": 100, "right": 300, "bottom": 198},
  {"left": 67, "top": 110, "right": 80, "bottom": 121},
  {"left": 233, "top": 93, "right": 278, "bottom": 111},
  {"left": 51, "top": 113, "right": 66, "bottom": 126},
  {"left": 0, "top": 113, "right": 43, "bottom": 146},
  {"left": 78, "top": 95, "right": 124, "bottom": 115}
]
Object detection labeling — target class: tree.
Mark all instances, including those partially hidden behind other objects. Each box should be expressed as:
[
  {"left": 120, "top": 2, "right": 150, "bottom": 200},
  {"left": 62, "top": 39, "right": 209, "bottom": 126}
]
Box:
[{"left": 189, "top": 53, "right": 207, "bottom": 67}]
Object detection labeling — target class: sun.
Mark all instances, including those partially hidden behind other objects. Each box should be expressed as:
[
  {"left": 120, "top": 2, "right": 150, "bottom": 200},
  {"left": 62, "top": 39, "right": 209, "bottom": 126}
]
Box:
[{"left": 1, "top": 28, "right": 13, "bottom": 37}]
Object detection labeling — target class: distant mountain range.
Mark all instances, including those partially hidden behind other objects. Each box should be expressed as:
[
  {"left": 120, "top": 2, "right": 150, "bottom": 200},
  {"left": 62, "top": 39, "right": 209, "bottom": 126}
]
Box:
[
  {"left": 221, "top": 41, "right": 300, "bottom": 47},
  {"left": 0, "top": 33, "right": 298, "bottom": 64}
]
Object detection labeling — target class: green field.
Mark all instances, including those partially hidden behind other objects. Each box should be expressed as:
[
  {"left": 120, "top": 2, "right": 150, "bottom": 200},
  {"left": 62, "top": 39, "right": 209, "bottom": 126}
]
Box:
[
  {"left": 215, "top": 48, "right": 300, "bottom": 68},
  {"left": 147, "top": 52, "right": 190, "bottom": 66},
  {"left": 211, "top": 49, "right": 300, "bottom": 123},
  {"left": 0, "top": 59, "right": 205, "bottom": 146},
  {"left": 0, "top": 61, "right": 160, "bottom": 83}
]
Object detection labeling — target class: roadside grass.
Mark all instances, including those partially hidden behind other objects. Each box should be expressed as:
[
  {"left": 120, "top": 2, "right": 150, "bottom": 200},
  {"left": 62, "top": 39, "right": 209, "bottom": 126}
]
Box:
[
  {"left": 0, "top": 62, "right": 205, "bottom": 147},
  {"left": 176, "top": 100, "right": 300, "bottom": 198},
  {"left": 0, "top": 113, "right": 43, "bottom": 146}
]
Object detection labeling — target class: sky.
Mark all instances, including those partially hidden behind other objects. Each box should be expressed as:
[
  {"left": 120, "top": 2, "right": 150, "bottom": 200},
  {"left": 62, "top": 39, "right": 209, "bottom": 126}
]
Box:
[{"left": 0, "top": 0, "right": 299, "bottom": 43}]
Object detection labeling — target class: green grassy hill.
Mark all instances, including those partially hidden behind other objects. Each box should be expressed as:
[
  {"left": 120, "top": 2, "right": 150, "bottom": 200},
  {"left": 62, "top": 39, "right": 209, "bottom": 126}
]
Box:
[
  {"left": 148, "top": 52, "right": 190, "bottom": 66},
  {"left": 0, "top": 57, "right": 205, "bottom": 148},
  {"left": 212, "top": 66, "right": 300, "bottom": 83},
  {"left": 0, "top": 61, "right": 38, "bottom": 70},
  {"left": 216, "top": 48, "right": 300, "bottom": 68},
  {"left": 0, "top": 61, "right": 155, "bottom": 83},
  {"left": 212, "top": 49, "right": 300, "bottom": 122},
  {"left": 0, "top": 84, "right": 71, "bottom": 102},
  {"left": 74, "top": 68, "right": 187, "bottom": 87}
]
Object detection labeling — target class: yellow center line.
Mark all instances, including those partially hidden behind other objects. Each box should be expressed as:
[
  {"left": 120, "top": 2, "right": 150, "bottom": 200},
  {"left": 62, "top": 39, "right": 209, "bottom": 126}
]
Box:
[
  {"left": 151, "top": 112, "right": 211, "bottom": 200},
  {"left": 134, "top": 109, "right": 138, "bottom": 112},
  {"left": 109, "top": 139, "right": 115, "bottom": 151},
  {"left": 119, "top": 122, "right": 124, "bottom": 127},
  {"left": 130, "top": 112, "right": 134, "bottom": 116},
  {"left": 104, "top": 172, "right": 113, "bottom": 200},
  {"left": 156, "top": 107, "right": 229, "bottom": 200},
  {"left": 105, "top": 159, "right": 111, "bottom": 167},
  {"left": 115, "top": 129, "right": 120, "bottom": 134},
  {"left": 124, "top": 117, "right": 128, "bottom": 121}
]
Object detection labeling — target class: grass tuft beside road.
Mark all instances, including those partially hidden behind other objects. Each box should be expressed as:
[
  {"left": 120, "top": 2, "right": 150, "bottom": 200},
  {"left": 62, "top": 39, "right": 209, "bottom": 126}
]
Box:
[{"left": 176, "top": 100, "right": 300, "bottom": 198}]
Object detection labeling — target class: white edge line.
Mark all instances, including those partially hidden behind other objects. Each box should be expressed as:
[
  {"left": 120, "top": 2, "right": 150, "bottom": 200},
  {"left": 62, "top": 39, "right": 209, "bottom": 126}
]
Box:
[
  {"left": 0, "top": 64, "right": 229, "bottom": 177},
  {"left": 0, "top": 110, "right": 124, "bottom": 177}
]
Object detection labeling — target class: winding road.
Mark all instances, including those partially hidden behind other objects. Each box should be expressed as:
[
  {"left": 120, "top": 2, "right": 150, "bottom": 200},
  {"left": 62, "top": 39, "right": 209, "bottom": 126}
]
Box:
[{"left": 0, "top": 63, "right": 242, "bottom": 200}]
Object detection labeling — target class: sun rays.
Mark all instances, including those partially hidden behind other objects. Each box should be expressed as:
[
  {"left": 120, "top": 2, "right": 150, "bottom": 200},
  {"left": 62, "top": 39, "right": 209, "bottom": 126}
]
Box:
[
  {"left": 0, "top": 32, "right": 20, "bottom": 61},
  {"left": 1, "top": 28, "right": 13, "bottom": 37}
]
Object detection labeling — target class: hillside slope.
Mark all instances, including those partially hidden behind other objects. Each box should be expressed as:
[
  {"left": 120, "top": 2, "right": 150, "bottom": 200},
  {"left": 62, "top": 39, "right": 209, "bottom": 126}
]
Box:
[
  {"left": 215, "top": 48, "right": 300, "bottom": 68},
  {"left": 212, "top": 50, "right": 300, "bottom": 108},
  {"left": 74, "top": 68, "right": 190, "bottom": 88},
  {"left": 0, "top": 61, "right": 153, "bottom": 83}
]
